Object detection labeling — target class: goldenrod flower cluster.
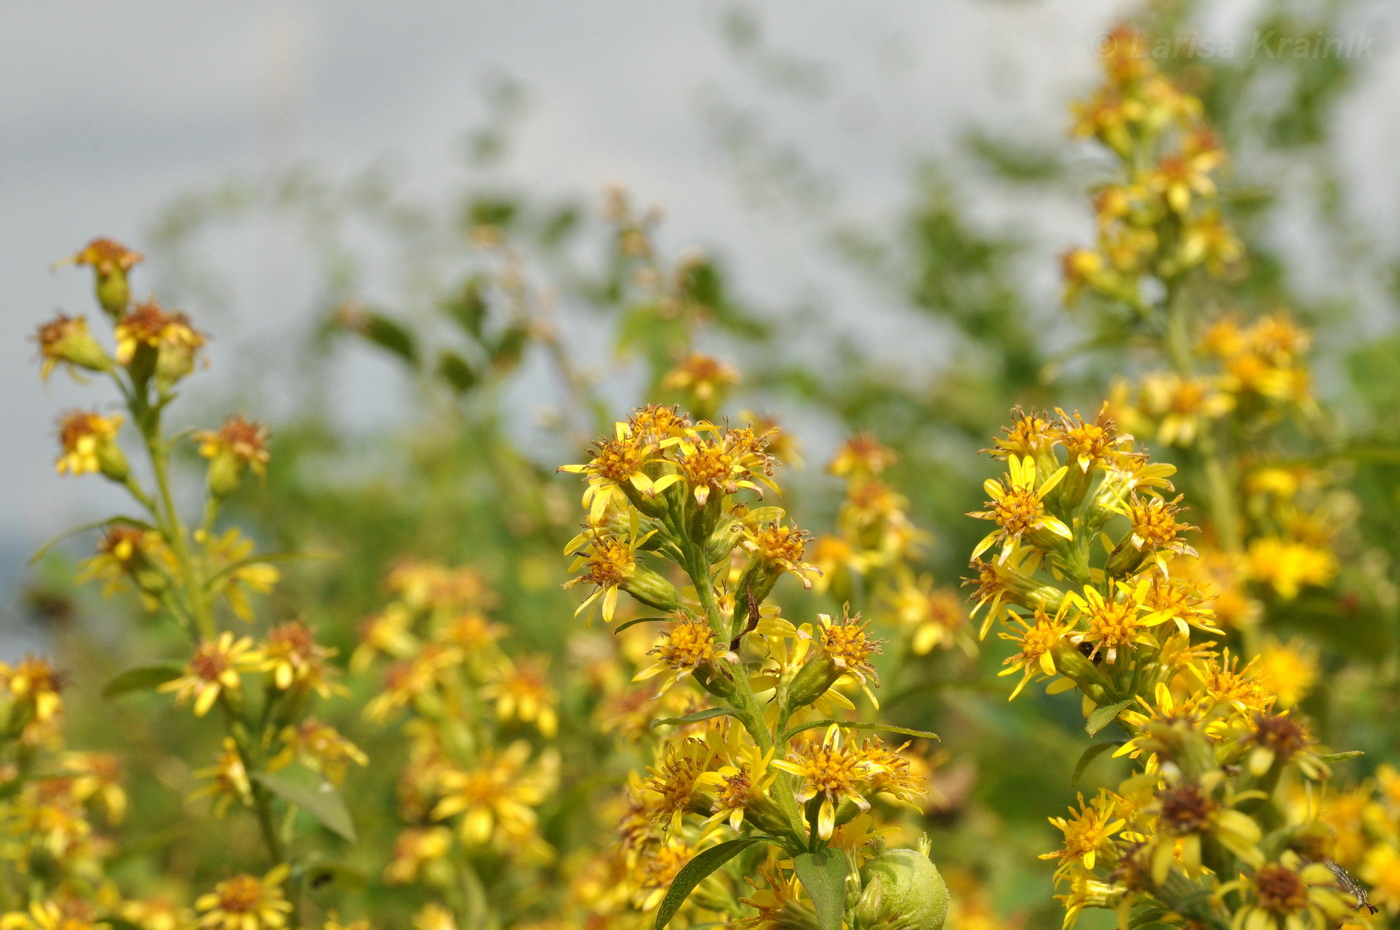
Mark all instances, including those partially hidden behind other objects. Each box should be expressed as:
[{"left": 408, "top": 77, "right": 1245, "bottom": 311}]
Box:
[
  {"left": 355, "top": 560, "right": 560, "bottom": 908},
  {"left": 998, "top": 27, "right": 1381, "bottom": 930},
  {"left": 559, "top": 404, "right": 946, "bottom": 929},
  {"left": 19, "top": 239, "right": 365, "bottom": 930},
  {"left": 970, "top": 408, "right": 1368, "bottom": 928}
]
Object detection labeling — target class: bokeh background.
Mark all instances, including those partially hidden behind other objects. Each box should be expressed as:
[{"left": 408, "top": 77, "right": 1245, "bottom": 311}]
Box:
[
  {"left": 8, "top": 0, "right": 1399, "bottom": 618},
  {"left": 7, "top": 4, "right": 1400, "bottom": 926}
]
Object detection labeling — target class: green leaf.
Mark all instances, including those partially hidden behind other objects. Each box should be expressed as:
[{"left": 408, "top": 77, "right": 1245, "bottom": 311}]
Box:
[
  {"left": 1071, "top": 740, "right": 1125, "bottom": 786},
  {"left": 1085, "top": 700, "right": 1135, "bottom": 736},
  {"left": 780, "top": 719, "right": 939, "bottom": 743},
  {"left": 441, "top": 275, "right": 489, "bottom": 337},
  {"left": 1318, "top": 750, "right": 1365, "bottom": 763},
  {"left": 654, "top": 837, "right": 766, "bottom": 929},
  {"left": 652, "top": 708, "right": 737, "bottom": 729},
  {"left": 491, "top": 323, "right": 531, "bottom": 373},
  {"left": 30, "top": 516, "right": 153, "bottom": 565},
  {"left": 793, "top": 848, "right": 847, "bottom": 930},
  {"left": 301, "top": 860, "right": 368, "bottom": 892},
  {"left": 97, "top": 918, "right": 146, "bottom": 930},
  {"left": 253, "top": 768, "right": 356, "bottom": 842},
  {"left": 102, "top": 665, "right": 184, "bottom": 699},
  {"left": 356, "top": 313, "right": 418, "bottom": 368},
  {"left": 612, "top": 616, "right": 672, "bottom": 634},
  {"left": 436, "top": 350, "right": 480, "bottom": 395}
]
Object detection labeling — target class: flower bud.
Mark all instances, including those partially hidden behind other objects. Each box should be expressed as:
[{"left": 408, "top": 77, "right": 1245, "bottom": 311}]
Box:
[
  {"left": 856, "top": 848, "right": 948, "bottom": 930},
  {"left": 57, "top": 239, "right": 144, "bottom": 318},
  {"left": 34, "top": 315, "right": 109, "bottom": 381},
  {"left": 206, "top": 450, "right": 243, "bottom": 499},
  {"left": 620, "top": 566, "right": 682, "bottom": 614},
  {"left": 785, "top": 650, "right": 843, "bottom": 711}
]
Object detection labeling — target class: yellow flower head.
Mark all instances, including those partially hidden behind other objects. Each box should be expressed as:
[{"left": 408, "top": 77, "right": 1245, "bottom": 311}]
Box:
[
  {"left": 432, "top": 742, "right": 553, "bottom": 849},
  {"left": 271, "top": 720, "right": 367, "bottom": 786},
  {"left": 998, "top": 607, "right": 1072, "bottom": 701},
  {"left": 34, "top": 314, "right": 107, "bottom": 381},
  {"left": 59, "top": 237, "right": 144, "bottom": 276},
  {"left": 828, "top": 433, "right": 898, "bottom": 477},
  {"left": 159, "top": 632, "right": 262, "bottom": 717},
  {"left": 1041, "top": 790, "right": 1126, "bottom": 874},
  {"left": 638, "top": 737, "right": 719, "bottom": 835},
  {"left": 1, "top": 655, "right": 65, "bottom": 740},
  {"left": 990, "top": 407, "right": 1056, "bottom": 460},
  {"left": 661, "top": 352, "right": 739, "bottom": 406},
  {"left": 1247, "top": 538, "right": 1336, "bottom": 601},
  {"left": 1053, "top": 407, "right": 1133, "bottom": 474},
  {"left": 1071, "top": 579, "right": 1165, "bottom": 664},
  {"left": 1255, "top": 638, "right": 1319, "bottom": 710},
  {"left": 888, "top": 575, "right": 971, "bottom": 656},
  {"left": 741, "top": 522, "right": 819, "bottom": 590},
  {"left": 481, "top": 656, "right": 559, "bottom": 737},
  {"left": 191, "top": 737, "right": 253, "bottom": 818},
  {"left": 771, "top": 725, "right": 884, "bottom": 840},
  {"left": 634, "top": 618, "right": 731, "bottom": 696},
  {"left": 194, "top": 867, "right": 292, "bottom": 930},
  {"left": 259, "top": 621, "right": 341, "bottom": 697},
  {"left": 558, "top": 420, "right": 671, "bottom": 523},
  {"left": 113, "top": 299, "right": 205, "bottom": 384},
  {"left": 384, "top": 826, "right": 453, "bottom": 885},
  {"left": 969, "top": 455, "right": 1071, "bottom": 563},
  {"left": 196, "top": 415, "right": 271, "bottom": 495},
  {"left": 1219, "top": 853, "right": 1358, "bottom": 930},
  {"left": 54, "top": 410, "right": 124, "bottom": 478}
]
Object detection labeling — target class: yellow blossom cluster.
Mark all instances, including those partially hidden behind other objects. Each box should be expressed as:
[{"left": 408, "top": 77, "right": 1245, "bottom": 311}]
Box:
[
  {"left": 355, "top": 559, "right": 561, "bottom": 899},
  {"left": 971, "top": 408, "right": 1366, "bottom": 929},
  {"left": 559, "top": 404, "right": 946, "bottom": 929}
]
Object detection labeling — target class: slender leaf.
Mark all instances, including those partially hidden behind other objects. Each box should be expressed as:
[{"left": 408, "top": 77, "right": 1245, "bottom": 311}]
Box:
[
  {"left": 1085, "top": 700, "right": 1135, "bottom": 736},
  {"left": 1318, "top": 750, "right": 1364, "bottom": 763},
  {"left": 781, "top": 719, "right": 939, "bottom": 743},
  {"left": 436, "top": 350, "right": 480, "bottom": 395},
  {"left": 356, "top": 313, "right": 418, "bottom": 367},
  {"left": 613, "top": 616, "right": 671, "bottom": 634},
  {"left": 653, "top": 708, "right": 737, "bottom": 729},
  {"left": 207, "top": 549, "right": 340, "bottom": 586},
  {"left": 655, "top": 837, "right": 766, "bottom": 929},
  {"left": 30, "top": 516, "right": 153, "bottom": 565},
  {"left": 1071, "top": 740, "right": 1125, "bottom": 786},
  {"left": 253, "top": 768, "right": 356, "bottom": 841},
  {"left": 102, "top": 665, "right": 184, "bottom": 699},
  {"left": 793, "top": 848, "right": 847, "bottom": 930}
]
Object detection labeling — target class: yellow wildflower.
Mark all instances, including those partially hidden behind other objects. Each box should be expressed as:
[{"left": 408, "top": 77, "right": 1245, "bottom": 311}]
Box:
[
  {"left": 194, "top": 867, "right": 293, "bottom": 930},
  {"left": 158, "top": 633, "right": 262, "bottom": 717},
  {"left": 969, "top": 455, "right": 1071, "bottom": 562}
]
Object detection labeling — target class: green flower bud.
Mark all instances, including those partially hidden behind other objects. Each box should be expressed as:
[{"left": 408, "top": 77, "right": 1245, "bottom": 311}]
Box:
[
  {"left": 785, "top": 650, "right": 843, "bottom": 711},
  {"left": 620, "top": 566, "right": 682, "bottom": 614},
  {"left": 206, "top": 450, "right": 243, "bottom": 499},
  {"left": 857, "top": 848, "right": 949, "bottom": 930}
]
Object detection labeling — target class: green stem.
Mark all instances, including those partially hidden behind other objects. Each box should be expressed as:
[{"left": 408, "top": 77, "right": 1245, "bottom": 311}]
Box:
[{"left": 1163, "top": 281, "right": 1242, "bottom": 556}]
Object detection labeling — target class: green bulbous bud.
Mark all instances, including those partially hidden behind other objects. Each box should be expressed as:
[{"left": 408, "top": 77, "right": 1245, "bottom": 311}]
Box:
[
  {"left": 96, "top": 272, "right": 131, "bottom": 319},
  {"left": 785, "top": 650, "right": 843, "bottom": 711},
  {"left": 620, "top": 566, "right": 682, "bottom": 613},
  {"left": 206, "top": 450, "right": 244, "bottom": 499},
  {"left": 857, "top": 848, "right": 949, "bottom": 930},
  {"left": 96, "top": 441, "right": 130, "bottom": 484}
]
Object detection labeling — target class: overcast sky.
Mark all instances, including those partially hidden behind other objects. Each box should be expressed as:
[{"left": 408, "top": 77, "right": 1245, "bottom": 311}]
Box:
[{"left": 4, "top": 1, "right": 1399, "bottom": 611}]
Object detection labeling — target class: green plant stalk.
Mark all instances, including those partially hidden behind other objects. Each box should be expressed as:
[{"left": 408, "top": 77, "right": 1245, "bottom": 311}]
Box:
[
  {"left": 123, "top": 376, "right": 301, "bottom": 924},
  {"left": 1163, "top": 281, "right": 1243, "bottom": 557},
  {"left": 672, "top": 521, "right": 806, "bottom": 846}
]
